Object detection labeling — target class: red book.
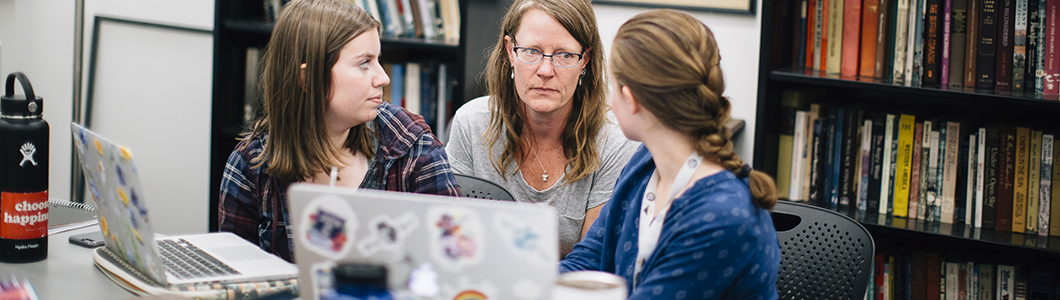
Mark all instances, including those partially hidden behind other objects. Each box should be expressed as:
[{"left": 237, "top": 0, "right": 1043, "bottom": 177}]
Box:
[
  {"left": 842, "top": 0, "right": 862, "bottom": 76},
  {"left": 820, "top": 0, "right": 831, "bottom": 70},
  {"left": 997, "top": 124, "right": 1017, "bottom": 231},
  {"left": 925, "top": 252, "right": 941, "bottom": 300},
  {"left": 808, "top": 0, "right": 819, "bottom": 69},
  {"left": 861, "top": 0, "right": 881, "bottom": 77},
  {"left": 1045, "top": 0, "right": 1060, "bottom": 94},
  {"left": 995, "top": 0, "right": 1015, "bottom": 91}
]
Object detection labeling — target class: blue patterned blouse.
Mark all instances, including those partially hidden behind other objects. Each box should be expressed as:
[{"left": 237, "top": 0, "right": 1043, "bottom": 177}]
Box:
[{"left": 560, "top": 146, "right": 781, "bottom": 300}]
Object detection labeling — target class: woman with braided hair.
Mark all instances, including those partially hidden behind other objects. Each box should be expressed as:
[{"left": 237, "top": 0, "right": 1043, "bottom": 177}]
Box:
[{"left": 559, "top": 10, "right": 780, "bottom": 300}]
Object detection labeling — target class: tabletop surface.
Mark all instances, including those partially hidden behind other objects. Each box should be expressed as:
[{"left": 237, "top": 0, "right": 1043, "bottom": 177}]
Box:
[{"left": 2, "top": 226, "right": 136, "bottom": 299}]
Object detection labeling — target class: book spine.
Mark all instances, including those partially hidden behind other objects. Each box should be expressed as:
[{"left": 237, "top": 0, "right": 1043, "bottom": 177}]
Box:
[
  {"left": 910, "top": 121, "right": 926, "bottom": 218},
  {"left": 911, "top": 0, "right": 929, "bottom": 85},
  {"left": 809, "top": 0, "right": 820, "bottom": 68},
  {"left": 803, "top": 104, "right": 823, "bottom": 200},
  {"left": 831, "top": 108, "right": 848, "bottom": 210},
  {"left": 864, "top": 0, "right": 883, "bottom": 77},
  {"left": 979, "top": 0, "right": 1000, "bottom": 88},
  {"left": 943, "top": 0, "right": 955, "bottom": 86},
  {"left": 926, "top": 252, "right": 942, "bottom": 300},
  {"left": 976, "top": 127, "right": 988, "bottom": 227},
  {"left": 997, "top": 264, "right": 1014, "bottom": 300},
  {"left": 889, "top": 115, "right": 903, "bottom": 215},
  {"left": 927, "top": 125, "right": 942, "bottom": 220},
  {"left": 1040, "top": 133, "right": 1053, "bottom": 235},
  {"left": 919, "top": 121, "right": 936, "bottom": 219},
  {"left": 1053, "top": 138, "right": 1060, "bottom": 235},
  {"left": 859, "top": 119, "right": 875, "bottom": 211},
  {"left": 869, "top": 113, "right": 887, "bottom": 214},
  {"left": 823, "top": 109, "right": 840, "bottom": 207},
  {"left": 979, "top": 264, "right": 996, "bottom": 299},
  {"left": 1046, "top": 0, "right": 1060, "bottom": 94},
  {"left": 791, "top": 111, "right": 810, "bottom": 200},
  {"left": 878, "top": 0, "right": 896, "bottom": 77},
  {"left": 828, "top": 0, "right": 846, "bottom": 73},
  {"left": 955, "top": 130, "right": 974, "bottom": 224},
  {"left": 1029, "top": 0, "right": 1042, "bottom": 92},
  {"left": 996, "top": 0, "right": 1015, "bottom": 91},
  {"left": 818, "top": 0, "right": 829, "bottom": 69},
  {"left": 964, "top": 133, "right": 978, "bottom": 224},
  {"left": 798, "top": 0, "right": 810, "bottom": 67},
  {"left": 896, "top": 0, "right": 913, "bottom": 81},
  {"left": 895, "top": 114, "right": 917, "bottom": 217},
  {"left": 933, "top": 123, "right": 949, "bottom": 221},
  {"left": 843, "top": 0, "right": 863, "bottom": 76},
  {"left": 1013, "top": 126, "right": 1030, "bottom": 232},
  {"left": 927, "top": 0, "right": 945, "bottom": 84},
  {"left": 942, "top": 121, "right": 962, "bottom": 223},
  {"left": 1013, "top": 0, "right": 1028, "bottom": 92},
  {"left": 997, "top": 124, "right": 1017, "bottom": 231},
  {"left": 951, "top": 0, "right": 971, "bottom": 87},
  {"left": 809, "top": 118, "right": 827, "bottom": 204},
  {"left": 1027, "top": 129, "right": 1042, "bottom": 233},
  {"left": 947, "top": 262, "right": 960, "bottom": 300},
  {"left": 839, "top": 109, "right": 863, "bottom": 213},
  {"left": 967, "top": 0, "right": 983, "bottom": 87},
  {"left": 881, "top": 114, "right": 897, "bottom": 214},
  {"left": 984, "top": 125, "right": 1001, "bottom": 229}
]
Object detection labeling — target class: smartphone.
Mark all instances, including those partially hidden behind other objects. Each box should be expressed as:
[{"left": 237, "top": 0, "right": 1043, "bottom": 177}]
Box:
[{"left": 69, "top": 231, "right": 105, "bottom": 248}]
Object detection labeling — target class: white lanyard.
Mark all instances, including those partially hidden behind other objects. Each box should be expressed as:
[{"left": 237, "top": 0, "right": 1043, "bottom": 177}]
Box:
[{"left": 633, "top": 152, "right": 704, "bottom": 286}]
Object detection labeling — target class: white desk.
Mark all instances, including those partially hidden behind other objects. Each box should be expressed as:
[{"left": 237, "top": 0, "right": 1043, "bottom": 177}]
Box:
[{"left": 2, "top": 227, "right": 135, "bottom": 299}]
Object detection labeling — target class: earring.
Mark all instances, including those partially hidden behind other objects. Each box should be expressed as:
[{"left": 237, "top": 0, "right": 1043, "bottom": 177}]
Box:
[
  {"left": 511, "top": 70, "right": 515, "bottom": 79},
  {"left": 578, "top": 69, "right": 585, "bottom": 86}
]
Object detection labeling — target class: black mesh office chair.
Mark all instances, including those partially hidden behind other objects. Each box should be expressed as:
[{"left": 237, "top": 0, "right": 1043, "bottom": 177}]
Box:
[
  {"left": 453, "top": 173, "right": 515, "bottom": 202},
  {"left": 771, "top": 201, "right": 875, "bottom": 300}
]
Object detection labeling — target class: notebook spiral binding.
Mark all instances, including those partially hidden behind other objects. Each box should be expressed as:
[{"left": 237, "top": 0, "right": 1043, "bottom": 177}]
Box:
[{"left": 49, "top": 197, "right": 96, "bottom": 212}]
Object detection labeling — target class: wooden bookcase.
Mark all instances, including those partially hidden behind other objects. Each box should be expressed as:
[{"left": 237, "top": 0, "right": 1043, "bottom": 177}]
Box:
[
  {"left": 756, "top": 0, "right": 1060, "bottom": 282},
  {"left": 209, "top": 0, "right": 512, "bottom": 231}
]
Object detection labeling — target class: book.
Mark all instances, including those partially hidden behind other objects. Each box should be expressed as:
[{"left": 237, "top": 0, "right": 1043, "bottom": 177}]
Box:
[
  {"left": 978, "top": 0, "right": 1001, "bottom": 88},
  {"left": 810, "top": 114, "right": 828, "bottom": 205},
  {"left": 911, "top": 121, "right": 926, "bottom": 219},
  {"left": 808, "top": 0, "right": 819, "bottom": 68},
  {"left": 869, "top": 113, "right": 888, "bottom": 214},
  {"left": 911, "top": 0, "right": 929, "bottom": 86},
  {"left": 1046, "top": 0, "right": 1060, "bottom": 94},
  {"left": 1013, "top": 126, "right": 1031, "bottom": 233},
  {"left": 919, "top": 121, "right": 936, "bottom": 220},
  {"left": 1038, "top": 133, "right": 1053, "bottom": 235},
  {"left": 979, "top": 263, "right": 996, "bottom": 300},
  {"left": 1027, "top": 129, "right": 1042, "bottom": 233},
  {"left": 976, "top": 126, "right": 988, "bottom": 227},
  {"left": 878, "top": 0, "right": 896, "bottom": 77},
  {"left": 942, "top": 121, "right": 962, "bottom": 223},
  {"left": 984, "top": 124, "right": 1001, "bottom": 230},
  {"left": 997, "top": 124, "right": 1018, "bottom": 231},
  {"left": 827, "top": 107, "right": 847, "bottom": 210},
  {"left": 950, "top": 0, "right": 970, "bottom": 87},
  {"left": 962, "top": 133, "right": 978, "bottom": 224},
  {"left": 1028, "top": 0, "right": 1042, "bottom": 92},
  {"left": 859, "top": 118, "right": 875, "bottom": 211},
  {"left": 997, "top": 264, "right": 1015, "bottom": 300},
  {"left": 911, "top": 251, "right": 928, "bottom": 300},
  {"left": 390, "top": 63, "right": 405, "bottom": 108},
  {"left": 946, "top": 261, "right": 960, "bottom": 300},
  {"left": 439, "top": 0, "right": 460, "bottom": 43},
  {"left": 818, "top": 0, "right": 830, "bottom": 69},
  {"left": 926, "top": 124, "right": 943, "bottom": 220},
  {"left": 842, "top": 0, "right": 863, "bottom": 76},
  {"left": 839, "top": 108, "right": 863, "bottom": 213},
  {"left": 996, "top": 0, "right": 1015, "bottom": 91},
  {"left": 1053, "top": 138, "right": 1060, "bottom": 236},
  {"left": 895, "top": 114, "right": 917, "bottom": 217},
  {"left": 1012, "top": 0, "right": 1028, "bottom": 92},
  {"left": 862, "top": 0, "right": 882, "bottom": 77},
  {"left": 882, "top": 113, "right": 898, "bottom": 214},
  {"left": 966, "top": 0, "right": 983, "bottom": 87},
  {"left": 895, "top": 0, "right": 914, "bottom": 81},
  {"left": 397, "top": 0, "right": 416, "bottom": 38},
  {"left": 1028, "top": 267, "right": 1053, "bottom": 300},
  {"left": 779, "top": 90, "right": 812, "bottom": 199},
  {"left": 803, "top": 104, "right": 824, "bottom": 201},
  {"left": 926, "top": 252, "right": 942, "bottom": 300},
  {"left": 827, "top": 0, "right": 846, "bottom": 73},
  {"left": 926, "top": 0, "right": 945, "bottom": 84},
  {"left": 92, "top": 247, "right": 297, "bottom": 299},
  {"left": 405, "top": 61, "right": 422, "bottom": 117}
]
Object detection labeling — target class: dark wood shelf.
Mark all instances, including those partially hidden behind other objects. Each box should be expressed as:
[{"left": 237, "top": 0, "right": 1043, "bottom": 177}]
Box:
[{"left": 223, "top": 19, "right": 461, "bottom": 52}]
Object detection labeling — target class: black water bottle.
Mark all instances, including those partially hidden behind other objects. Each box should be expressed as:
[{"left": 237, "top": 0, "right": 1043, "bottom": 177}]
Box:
[{"left": 0, "top": 72, "right": 49, "bottom": 263}]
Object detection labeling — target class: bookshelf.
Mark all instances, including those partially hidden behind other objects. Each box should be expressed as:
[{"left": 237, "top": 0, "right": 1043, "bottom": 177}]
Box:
[
  {"left": 209, "top": 0, "right": 511, "bottom": 231},
  {"left": 756, "top": 0, "right": 1060, "bottom": 283}
]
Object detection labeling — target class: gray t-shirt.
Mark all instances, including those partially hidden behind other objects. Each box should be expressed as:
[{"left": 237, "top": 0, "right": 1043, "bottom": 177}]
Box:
[{"left": 446, "top": 96, "right": 640, "bottom": 257}]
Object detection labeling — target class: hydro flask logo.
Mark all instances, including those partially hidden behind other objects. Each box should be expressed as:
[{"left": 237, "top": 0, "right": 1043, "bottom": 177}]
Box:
[{"left": 19, "top": 142, "right": 37, "bottom": 167}]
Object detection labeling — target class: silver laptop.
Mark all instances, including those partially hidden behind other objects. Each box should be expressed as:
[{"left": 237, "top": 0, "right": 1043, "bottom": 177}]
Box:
[
  {"left": 70, "top": 122, "right": 297, "bottom": 286},
  {"left": 288, "top": 183, "right": 559, "bottom": 299}
]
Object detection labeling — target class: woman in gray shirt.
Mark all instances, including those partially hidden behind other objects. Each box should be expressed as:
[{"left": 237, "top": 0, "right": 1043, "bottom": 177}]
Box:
[{"left": 445, "top": 0, "right": 637, "bottom": 258}]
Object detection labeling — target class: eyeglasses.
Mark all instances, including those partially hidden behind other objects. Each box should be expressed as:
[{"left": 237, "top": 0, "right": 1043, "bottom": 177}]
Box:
[{"left": 512, "top": 46, "right": 584, "bottom": 68}]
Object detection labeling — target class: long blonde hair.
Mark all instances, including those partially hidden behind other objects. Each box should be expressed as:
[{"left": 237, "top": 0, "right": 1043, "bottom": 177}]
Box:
[
  {"left": 243, "top": 0, "right": 380, "bottom": 183},
  {"left": 482, "top": 0, "right": 608, "bottom": 184},
  {"left": 610, "top": 10, "right": 777, "bottom": 209}
]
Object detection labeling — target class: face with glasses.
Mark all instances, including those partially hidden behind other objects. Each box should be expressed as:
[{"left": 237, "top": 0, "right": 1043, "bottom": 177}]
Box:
[{"left": 505, "top": 8, "right": 590, "bottom": 118}]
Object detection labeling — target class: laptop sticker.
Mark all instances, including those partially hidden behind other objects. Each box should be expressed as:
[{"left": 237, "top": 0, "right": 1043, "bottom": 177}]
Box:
[
  {"left": 356, "top": 211, "right": 419, "bottom": 257},
  {"left": 427, "top": 207, "right": 484, "bottom": 271},
  {"left": 493, "top": 212, "right": 554, "bottom": 264},
  {"left": 408, "top": 262, "right": 440, "bottom": 297},
  {"left": 301, "top": 194, "right": 358, "bottom": 259},
  {"left": 442, "top": 276, "right": 496, "bottom": 300},
  {"left": 309, "top": 262, "right": 339, "bottom": 299}
]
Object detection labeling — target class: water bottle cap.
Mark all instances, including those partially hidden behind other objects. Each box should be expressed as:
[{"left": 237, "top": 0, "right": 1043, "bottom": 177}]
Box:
[
  {"left": 2, "top": 72, "right": 43, "bottom": 119},
  {"left": 333, "top": 263, "right": 388, "bottom": 289}
]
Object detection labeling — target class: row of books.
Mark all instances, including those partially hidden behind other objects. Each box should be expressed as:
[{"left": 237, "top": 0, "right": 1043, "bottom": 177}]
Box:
[
  {"left": 242, "top": 48, "right": 456, "bottom": 142},
  {"left": 794, "top": 0, "right": 1060, "bottom": 94},
  {"left": 869, "top": 250, "right": 1059, "bottom": 300},
  {"left": 776, "top": 89, "right": 1060, "bottom": 235},
  {"left": 264, "top": 0, "right": 460, "bottom": 42}
]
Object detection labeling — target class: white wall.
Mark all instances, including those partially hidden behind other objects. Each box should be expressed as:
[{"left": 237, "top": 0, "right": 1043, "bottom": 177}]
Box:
[
  {"left": 593, "top": 3, "right": 762, "bottom": 164},
  {"left": 0, "top": 0, "right": 214, "bottom": 235}
]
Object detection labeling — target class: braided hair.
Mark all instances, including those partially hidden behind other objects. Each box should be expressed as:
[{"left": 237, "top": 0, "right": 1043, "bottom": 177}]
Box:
[{"left": 609, "top": 9, "right": 777, "bottom": 209}]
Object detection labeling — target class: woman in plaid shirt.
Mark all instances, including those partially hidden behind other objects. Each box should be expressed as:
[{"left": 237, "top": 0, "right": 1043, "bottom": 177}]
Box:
[{"left": 218, "top": 0, "right": 459, "bottom": 262}]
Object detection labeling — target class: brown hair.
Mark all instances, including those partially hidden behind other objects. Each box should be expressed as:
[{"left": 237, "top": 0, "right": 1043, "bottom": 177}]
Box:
[
  {"left": 610, "top": 10, "right": 777, "bottom": 209},
  {"left": 243, "top": 0, "right": 381, "bottom": 183},
  {"left": 482, "top": 0, "right": 608, "bottom": 184}
]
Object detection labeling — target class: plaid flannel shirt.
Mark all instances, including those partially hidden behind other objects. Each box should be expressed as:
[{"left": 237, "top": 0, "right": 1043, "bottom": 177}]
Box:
[{"left": 218, "top": 102, "right": 460, "bottom": 262}]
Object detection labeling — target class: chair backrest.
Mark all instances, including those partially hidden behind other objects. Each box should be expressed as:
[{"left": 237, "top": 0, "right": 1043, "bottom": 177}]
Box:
[
  {"left": 771, "top": 201, "right": 874, "bottom": 300},
  {"left": 453, "top": 173, "right": 515, "bottom": 201}
]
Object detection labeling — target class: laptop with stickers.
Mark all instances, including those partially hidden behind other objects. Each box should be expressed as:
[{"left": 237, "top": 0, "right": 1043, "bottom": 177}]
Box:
[
  {"left": 70, "top": 122, "right": 297, "bottom": 287},
  {"left": 287, "top": 183, "right": 559, "bottom": 300}
]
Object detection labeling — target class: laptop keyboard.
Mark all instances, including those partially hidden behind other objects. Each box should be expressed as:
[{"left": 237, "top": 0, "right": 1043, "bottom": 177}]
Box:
[{"left": 157, "top": 239, "right": 241, "bottom": 280}]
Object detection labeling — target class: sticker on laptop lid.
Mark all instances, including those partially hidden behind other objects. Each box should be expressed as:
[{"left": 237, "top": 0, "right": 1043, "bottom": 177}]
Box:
[
  {"left": 356, "top": 211, "right": 419, "bottom": 257},
  {"left": 493, "top": 212, "right": 555, "bottom": 264},
  {"left": 442, "top": 276, "right": 497, "bottom": 300},
  {"left": 300, "top": 195, "right": 357, "bottom": 259},
  {"left": 427, "top": 206, "right": 484, "bottom": 271}
]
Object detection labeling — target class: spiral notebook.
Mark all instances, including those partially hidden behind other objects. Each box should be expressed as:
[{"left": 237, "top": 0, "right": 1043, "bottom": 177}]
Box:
[{"left": 48, "top": 198, "right": 98, "bottom": 235}]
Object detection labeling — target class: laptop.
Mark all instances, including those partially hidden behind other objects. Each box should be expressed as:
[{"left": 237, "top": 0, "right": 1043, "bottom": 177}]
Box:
[
  {"left": 287, "top": 183, "right": 559, "bottom": 300},
  {"left": 70, "top": 122, "right": 297, "bottom": 286}
]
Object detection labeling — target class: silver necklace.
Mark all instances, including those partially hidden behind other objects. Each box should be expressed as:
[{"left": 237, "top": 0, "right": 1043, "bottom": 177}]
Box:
[{"left": 532, "top": 146, "right": 562, "bottom": 182}]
